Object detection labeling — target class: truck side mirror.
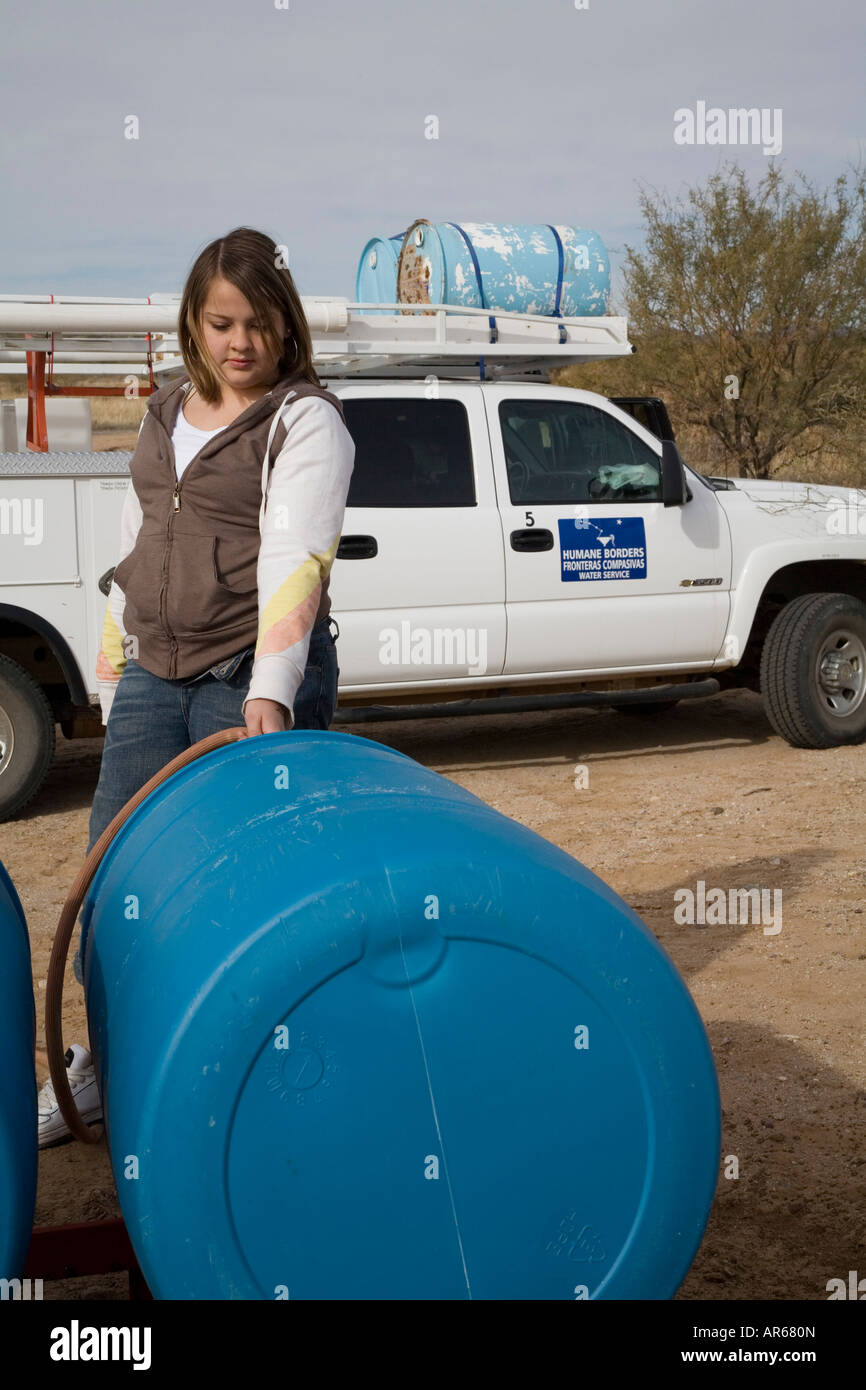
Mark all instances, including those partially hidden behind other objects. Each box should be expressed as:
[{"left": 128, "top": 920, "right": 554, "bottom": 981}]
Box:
[{"left": 660, "top": 439, "right": 688, "bottom": 507}]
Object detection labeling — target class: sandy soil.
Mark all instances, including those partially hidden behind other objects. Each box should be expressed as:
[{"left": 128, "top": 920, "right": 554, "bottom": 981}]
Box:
[{"left": 2, "top": 688, "right": 864, "bottom": 1300}]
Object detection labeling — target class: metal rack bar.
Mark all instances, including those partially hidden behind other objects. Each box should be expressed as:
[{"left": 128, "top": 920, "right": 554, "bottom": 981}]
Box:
[{"left": 0, "top": 296, "right": 633, "bottom": 448}]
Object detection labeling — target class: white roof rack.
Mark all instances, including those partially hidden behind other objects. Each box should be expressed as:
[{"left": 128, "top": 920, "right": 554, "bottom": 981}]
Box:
[
  {"left": 0, "top": 294, "right": 632, "bottom": 379},
  {"left": 309, "top": 301, "right": 632, "bottom": 378}
]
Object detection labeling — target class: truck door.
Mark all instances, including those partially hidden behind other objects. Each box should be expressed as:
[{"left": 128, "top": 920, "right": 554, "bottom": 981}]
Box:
[
  {"left": 328, "top": 384, "right": 506, "bottom": 690},
  {"left": 484, "top": 385, "right": 731, "bottom": 676}
]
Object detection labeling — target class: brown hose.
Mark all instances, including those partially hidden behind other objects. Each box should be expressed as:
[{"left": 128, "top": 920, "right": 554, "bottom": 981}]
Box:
[{"left": 45, "top": 725, "right": 249, "bottom": 1144}]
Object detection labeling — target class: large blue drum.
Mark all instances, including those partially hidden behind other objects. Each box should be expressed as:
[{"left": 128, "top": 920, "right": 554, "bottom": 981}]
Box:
[
  {"left": 397, "top": 220, "right": 611, "bottom": 317},
  {"left": 0, "top": 858, "right": 37, "bottom": 1282},
  {"left": 81, "top": 731, "right": 719, "bottom": 1300}
]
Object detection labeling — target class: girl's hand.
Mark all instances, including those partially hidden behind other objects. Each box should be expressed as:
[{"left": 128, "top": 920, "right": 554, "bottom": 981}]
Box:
[{"left": 243, "top": 697, "right": 291, "bottom": 736}]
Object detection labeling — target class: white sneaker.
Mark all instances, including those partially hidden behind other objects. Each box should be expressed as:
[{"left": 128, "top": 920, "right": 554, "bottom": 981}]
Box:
[{"left": 37, "top": 1043, "right": 103, "bottom": 1148}]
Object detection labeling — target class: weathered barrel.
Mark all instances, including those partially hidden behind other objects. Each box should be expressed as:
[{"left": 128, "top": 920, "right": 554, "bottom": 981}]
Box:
[
  {"left": 397, "top": 220, "right": 611, "bottom": 316},
  {"left": 0, "top": 858, "right": 37, "bottom": 1282},
  {"left": 80, "top": 731, "right": 719, "bottom": 1300},
  {"left": 354, "top": 233, "right": 406, "bottom": 312}
]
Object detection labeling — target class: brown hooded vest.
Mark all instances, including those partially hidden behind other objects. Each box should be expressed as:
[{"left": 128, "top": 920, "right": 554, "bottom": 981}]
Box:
[{"left": 113, "top": 370, "right": 347, "bottom": 681}]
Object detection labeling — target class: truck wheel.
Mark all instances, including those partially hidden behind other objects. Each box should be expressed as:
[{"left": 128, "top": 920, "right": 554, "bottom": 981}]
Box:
[
  {"left": 613, "top": 700, "right": 680, "bottom": 716},
  {"left": 760, "top": 592, "right": 866, "bottom": 748},
  {"left": 0, "top": 655, "right": 56, "bottom": 821}
]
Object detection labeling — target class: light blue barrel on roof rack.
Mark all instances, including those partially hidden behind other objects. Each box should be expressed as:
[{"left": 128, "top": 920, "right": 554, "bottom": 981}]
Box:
[
  {"left": 0, "top": 858, "right": 37, "bottom": 1282},
  {"left": 397, "top": 220, "right": 611, "bottom": 317},
  {"left": 355, "top": 233, "right": 407, "bottom": 313},
  {"left": 80, "top": 730, "right": 719, "bottom": 1300}
]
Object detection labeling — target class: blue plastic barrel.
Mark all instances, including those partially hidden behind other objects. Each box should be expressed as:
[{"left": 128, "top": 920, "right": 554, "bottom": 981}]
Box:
[
  {"left": 81, "top": 731, "right": 719, "bottom": 1300},
  {"left": 354, "top": 233, "right": 406, "bottom": 313},
  {"left": 0, "top": 858, "right": 37, "bottom": 1282},
  {"left": 397, "top": 219, "right": 611, "bottom": 317}
]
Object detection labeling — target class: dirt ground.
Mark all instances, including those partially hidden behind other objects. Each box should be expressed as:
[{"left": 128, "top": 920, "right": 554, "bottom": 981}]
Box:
[{"left": 2, "top": 688, "right": 864, "bottom": 1300}]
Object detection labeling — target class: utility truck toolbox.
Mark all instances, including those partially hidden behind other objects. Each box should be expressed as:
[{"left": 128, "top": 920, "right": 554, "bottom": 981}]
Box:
[{"left": 1, "top": 292, "right": 866, "bottom": 824}]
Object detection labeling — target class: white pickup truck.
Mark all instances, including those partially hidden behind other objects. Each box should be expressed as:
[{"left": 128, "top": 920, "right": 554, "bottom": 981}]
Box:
[{"left": 2, "top": 304, "right": 865, "bottom": 821}]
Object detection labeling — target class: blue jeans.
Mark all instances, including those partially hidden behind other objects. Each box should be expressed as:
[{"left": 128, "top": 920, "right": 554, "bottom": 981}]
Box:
[{"left": 74, "top": 617, "right": 340, "bottom": 985}]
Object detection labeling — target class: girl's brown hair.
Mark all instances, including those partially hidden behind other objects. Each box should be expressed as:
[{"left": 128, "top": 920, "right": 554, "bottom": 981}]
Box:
[{"left": 178, "top": 227, "right": 321, "bottom": 402}]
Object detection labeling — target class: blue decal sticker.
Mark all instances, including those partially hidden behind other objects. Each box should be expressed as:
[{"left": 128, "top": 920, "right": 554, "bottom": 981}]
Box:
[{"left": 558, "top": 516, "right": 648, "bottom": 582}]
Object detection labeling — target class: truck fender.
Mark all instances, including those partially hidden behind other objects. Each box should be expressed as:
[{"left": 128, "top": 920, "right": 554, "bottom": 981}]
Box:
[{"left": 0, "top": 604, "right": 89, "bottom": 707}]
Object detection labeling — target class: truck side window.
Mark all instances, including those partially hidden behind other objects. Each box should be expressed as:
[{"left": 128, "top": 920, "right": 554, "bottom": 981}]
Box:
[
  {"left": 342, "top": 399, "right": 476, "bottom": 507},
  {"left": 617, "top": 401, "right": 651, "bottom": 432},
  {"left": 499, "top": 400, "right": 662, "bottom": 505}
]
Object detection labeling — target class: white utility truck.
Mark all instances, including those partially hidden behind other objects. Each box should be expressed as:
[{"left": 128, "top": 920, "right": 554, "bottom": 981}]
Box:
[{"left": 1, "top": 297, "right": 865, "bottom": 821}]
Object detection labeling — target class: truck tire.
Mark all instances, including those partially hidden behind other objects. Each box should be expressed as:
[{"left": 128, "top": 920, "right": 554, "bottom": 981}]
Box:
[
  {"left": 613, "top": 699, "right": 680, "bottom": 716},
  {"left": 0, "top": 655, "right": 56, "bottom": 821},
  {"left": 760, "top": 592, "right": 866, "bottom": 748}
]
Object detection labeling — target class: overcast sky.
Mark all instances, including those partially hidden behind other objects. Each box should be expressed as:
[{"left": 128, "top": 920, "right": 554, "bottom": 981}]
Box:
[{"left": 1, "top": 0, "right": 862, "bottom": 308}]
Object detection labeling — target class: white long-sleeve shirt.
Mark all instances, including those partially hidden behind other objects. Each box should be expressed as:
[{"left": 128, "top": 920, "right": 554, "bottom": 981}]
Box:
[{"left": 96, "top": 393, "right": 354, "bottom": 725}]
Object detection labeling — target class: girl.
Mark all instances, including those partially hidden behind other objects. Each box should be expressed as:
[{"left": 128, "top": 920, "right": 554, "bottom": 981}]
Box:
[{"left": 38, "top": 226, "right": 355, "bottom": 1145}]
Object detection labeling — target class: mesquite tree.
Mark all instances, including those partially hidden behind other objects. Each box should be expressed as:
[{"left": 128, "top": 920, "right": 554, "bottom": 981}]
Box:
[{"left": 622, "top": 162, "right": 866, "bottom": 478}]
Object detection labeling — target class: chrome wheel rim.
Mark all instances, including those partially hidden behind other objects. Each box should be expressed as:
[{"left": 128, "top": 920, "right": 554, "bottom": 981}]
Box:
[{"left": 816, "top": 629, "right": 866, "bottom": 718}]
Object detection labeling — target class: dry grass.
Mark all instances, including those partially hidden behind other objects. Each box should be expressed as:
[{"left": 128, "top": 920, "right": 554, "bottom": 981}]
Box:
[
  {"left": 0, "top": 374, "right": 149, "bottom": 430},
  {"left": 673, "top": 420, "right": 866, "bottom": 488},
  {"left": 555, "top": 359, "right": 866, "bottom": 488}
]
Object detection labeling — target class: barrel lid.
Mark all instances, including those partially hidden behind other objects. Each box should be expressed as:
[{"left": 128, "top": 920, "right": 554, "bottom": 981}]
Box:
[
  {"left": 354, "top": 235, "right": 403, "bottom": 305},
  {"left": 224, "top": 923, "right": 718, "bottom": 1299}
]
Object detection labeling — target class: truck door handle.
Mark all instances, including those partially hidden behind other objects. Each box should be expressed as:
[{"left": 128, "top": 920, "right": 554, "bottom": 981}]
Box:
[
  {"left": 510, "top": 528, "right": 554, "bottom": 552},
  {"left": 337, "top": 535, "right": 378, "bottom": 560}
]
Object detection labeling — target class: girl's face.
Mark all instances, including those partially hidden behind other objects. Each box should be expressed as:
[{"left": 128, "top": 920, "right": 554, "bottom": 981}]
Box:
[{"left": 199, "top": 276, "right": 287, "bottom": 393}]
